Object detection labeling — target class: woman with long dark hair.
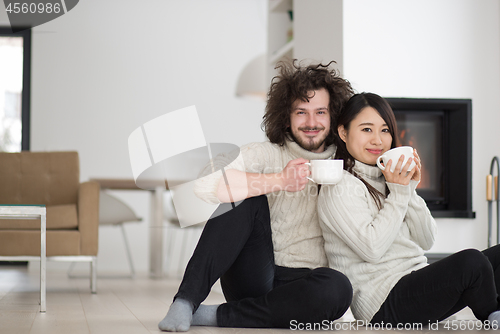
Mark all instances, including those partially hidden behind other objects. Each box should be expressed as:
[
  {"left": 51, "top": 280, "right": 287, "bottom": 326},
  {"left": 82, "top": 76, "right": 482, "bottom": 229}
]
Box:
[{"left": 318, "top": 92, "right": 500, "bottom": 327}]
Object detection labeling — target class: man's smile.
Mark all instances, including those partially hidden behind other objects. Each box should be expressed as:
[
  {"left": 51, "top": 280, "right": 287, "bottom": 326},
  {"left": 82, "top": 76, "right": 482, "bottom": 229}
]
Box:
[{"left": 300, "top": 127, "right": 325, "bottom": 137}]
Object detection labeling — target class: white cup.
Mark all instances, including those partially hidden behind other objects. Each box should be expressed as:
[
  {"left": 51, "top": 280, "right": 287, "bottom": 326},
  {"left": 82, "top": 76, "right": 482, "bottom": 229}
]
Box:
[
  {"left": 305, "top": 159, "right": 344, "bottom": 184},
  {"left": 376, "top": 146, "right": 416, "bottom": 173}
]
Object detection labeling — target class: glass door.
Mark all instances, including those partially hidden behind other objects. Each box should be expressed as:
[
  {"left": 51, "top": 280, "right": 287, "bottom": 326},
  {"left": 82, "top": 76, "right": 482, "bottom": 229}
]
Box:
[{"left": 0, "top": 28, "right": 31, "bottom": 152}]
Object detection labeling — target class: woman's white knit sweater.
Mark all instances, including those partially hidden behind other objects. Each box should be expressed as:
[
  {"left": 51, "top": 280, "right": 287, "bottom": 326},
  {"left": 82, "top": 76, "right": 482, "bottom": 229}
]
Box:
[
  {"left": 318, "top": 161, "right": 437, "bottom": 322},
  {"left": 194, "top": 139, "right": 336, "bottom": 269}
]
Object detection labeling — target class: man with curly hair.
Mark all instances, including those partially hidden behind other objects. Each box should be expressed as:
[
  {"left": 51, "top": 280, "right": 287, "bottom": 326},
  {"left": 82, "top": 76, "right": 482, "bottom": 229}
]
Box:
[{"left": 159, "top": 60, "right": 354, "bottom": 331}]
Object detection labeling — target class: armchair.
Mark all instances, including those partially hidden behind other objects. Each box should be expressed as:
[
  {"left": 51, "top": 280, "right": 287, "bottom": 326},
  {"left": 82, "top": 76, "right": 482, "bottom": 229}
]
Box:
[{"left": 0, "top": 151, "right": 99, "bottom": 294}]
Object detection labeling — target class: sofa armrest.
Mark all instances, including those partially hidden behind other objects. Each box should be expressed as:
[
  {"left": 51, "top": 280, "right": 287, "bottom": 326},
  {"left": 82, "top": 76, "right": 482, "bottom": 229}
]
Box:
[{"left": 78, "top": 181, "right": 100, "bottom": 255}]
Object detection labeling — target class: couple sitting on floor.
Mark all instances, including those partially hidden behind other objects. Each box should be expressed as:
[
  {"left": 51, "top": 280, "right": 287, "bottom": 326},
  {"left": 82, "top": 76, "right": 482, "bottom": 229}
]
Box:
[{"left": 158, "top": 60, "right": 500, "bottom": 332}]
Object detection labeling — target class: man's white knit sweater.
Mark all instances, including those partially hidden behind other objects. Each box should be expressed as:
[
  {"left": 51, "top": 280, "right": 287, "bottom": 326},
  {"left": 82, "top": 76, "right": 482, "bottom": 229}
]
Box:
[
  {"left": 194, "top": 139, "right": 335, "bottom": 269},
  {"left": 318, "top": 161, "right": 437, "bottom": 322}
]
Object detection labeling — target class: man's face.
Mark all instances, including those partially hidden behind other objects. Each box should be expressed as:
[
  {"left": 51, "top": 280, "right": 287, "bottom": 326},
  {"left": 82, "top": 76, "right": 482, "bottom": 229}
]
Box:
[{"left": 289, "top": 88, "right": 331, "bottom": 153}]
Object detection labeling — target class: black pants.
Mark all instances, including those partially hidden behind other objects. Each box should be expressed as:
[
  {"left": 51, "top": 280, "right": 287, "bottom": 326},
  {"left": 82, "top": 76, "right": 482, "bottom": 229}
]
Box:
[
  {"left": 371, "top": 246, "right": 500, "bottom": 325},
  {"left": 174, "top": 195, "right": 352, "bottom": 328}
]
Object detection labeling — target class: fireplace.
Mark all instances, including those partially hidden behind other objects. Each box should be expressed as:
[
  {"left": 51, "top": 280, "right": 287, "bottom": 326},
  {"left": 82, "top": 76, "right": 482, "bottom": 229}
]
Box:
[{"left": 386, "top": 98, "right": 475, "bottom": 218}]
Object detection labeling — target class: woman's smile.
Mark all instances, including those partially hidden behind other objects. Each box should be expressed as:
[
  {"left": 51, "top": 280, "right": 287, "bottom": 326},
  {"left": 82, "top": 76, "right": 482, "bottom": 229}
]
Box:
[{"left": 366, "top": 148, "right": 383, "bottom": 155}]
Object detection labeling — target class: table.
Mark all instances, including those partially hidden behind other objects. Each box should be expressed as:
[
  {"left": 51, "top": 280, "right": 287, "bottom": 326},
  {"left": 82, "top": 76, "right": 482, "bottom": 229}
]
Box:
[
  {"left": 0, "top": 205, "right": 46, "bottom": 312},
  {"left": 91, "top": 178, "right": 178, "bottom": 278}
]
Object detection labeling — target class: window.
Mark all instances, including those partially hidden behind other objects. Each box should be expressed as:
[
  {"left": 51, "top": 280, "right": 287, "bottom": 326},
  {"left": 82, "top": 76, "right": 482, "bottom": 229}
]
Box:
[{"left": 0, "top": 27, "right": 31, "bottom": 151}]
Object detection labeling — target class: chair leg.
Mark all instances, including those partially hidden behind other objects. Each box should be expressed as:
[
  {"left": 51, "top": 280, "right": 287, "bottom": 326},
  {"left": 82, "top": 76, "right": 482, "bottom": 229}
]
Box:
[
  {"left": 164, "top": 224, "right": 177, "bottom": 276},
  {"left": 120, "top": 225, "right": 135, "bottom": 278},
  {"left": 178, "top": 228, "right": 190, "bottom": 276},
  {"left": 90, "top": 257, "right": 97, "bottom": 294},
  {"left": 67, "top": 261, "right": 77, "bottom": 277},
  {"left": 64, "top": 257, "right": 98, "bottom": 293}
]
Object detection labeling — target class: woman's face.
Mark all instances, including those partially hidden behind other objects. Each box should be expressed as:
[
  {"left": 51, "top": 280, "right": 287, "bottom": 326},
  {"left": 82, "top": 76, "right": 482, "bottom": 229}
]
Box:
[{"left": 338, "top": 106, "right": 393, "bottom": 165}]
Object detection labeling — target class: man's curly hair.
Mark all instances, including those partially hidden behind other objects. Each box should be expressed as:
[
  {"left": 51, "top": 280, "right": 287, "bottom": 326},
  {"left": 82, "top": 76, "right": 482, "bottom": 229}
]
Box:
[{"left": 262, "top": 59, "right": 354, "bottom": 147}]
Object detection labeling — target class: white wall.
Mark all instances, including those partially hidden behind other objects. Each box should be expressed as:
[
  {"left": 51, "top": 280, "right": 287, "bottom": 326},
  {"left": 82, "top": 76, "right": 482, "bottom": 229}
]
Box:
[
  {"left": 1, "top": 0, "right": 267, "bottom": 273},
  {"left": 343, "top": 0, "right": 500, "bottom": 253},
  {"left": 3, "top": 0, "right": 500, "bottom": 272}
]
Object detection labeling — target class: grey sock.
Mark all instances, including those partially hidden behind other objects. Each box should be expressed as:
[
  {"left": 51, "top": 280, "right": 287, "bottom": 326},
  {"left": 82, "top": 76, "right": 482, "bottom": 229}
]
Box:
[
  {"left": 191, "top": 304, "right": 219, "bottom": 327},
  {"left": 158, "top": 298, "right": 194, "bottom": 332},
  {"left": 488, "top": 310, "right": 500, "bottom": 325}
]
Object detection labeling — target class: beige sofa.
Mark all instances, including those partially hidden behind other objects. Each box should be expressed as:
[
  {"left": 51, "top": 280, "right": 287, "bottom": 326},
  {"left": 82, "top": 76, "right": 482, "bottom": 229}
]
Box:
[{"left": 0, "top": 151, "right": 99, "bottom": 292}]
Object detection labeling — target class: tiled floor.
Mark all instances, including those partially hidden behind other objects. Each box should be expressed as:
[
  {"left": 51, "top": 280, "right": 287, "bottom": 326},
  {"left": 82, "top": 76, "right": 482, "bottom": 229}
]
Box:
[{"left": 0, "top": 264, "right": 487, "bottom": 333}]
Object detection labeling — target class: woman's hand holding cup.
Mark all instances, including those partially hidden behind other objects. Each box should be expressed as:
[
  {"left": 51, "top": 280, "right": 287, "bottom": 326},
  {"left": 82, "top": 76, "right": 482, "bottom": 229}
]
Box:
[
  {"left": 381, "top": 155, "right": 416, "bottom": 186},
  {"left": 411, "top": 149, "right": 421, "bottom": 183},
  {"left": 376, "top": 146, "right": 423, "bottom": 186}
]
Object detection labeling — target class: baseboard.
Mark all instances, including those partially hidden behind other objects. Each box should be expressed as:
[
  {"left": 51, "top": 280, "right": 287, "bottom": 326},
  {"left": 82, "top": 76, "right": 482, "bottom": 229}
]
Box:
[{"left": 0, "top": 261, "right": 28, "bottom": 266}]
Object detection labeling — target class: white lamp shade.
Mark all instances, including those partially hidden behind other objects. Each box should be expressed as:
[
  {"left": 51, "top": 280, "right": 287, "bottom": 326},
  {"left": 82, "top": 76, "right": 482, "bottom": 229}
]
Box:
[{"left": 235, "top": 53, "right": 267, "bottom": 100}]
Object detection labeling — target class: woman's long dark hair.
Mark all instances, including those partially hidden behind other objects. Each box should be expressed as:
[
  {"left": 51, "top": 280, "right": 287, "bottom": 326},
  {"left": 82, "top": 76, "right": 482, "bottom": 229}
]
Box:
[{"left": 334, "top": 93, "right": 399, "bottom": 209}]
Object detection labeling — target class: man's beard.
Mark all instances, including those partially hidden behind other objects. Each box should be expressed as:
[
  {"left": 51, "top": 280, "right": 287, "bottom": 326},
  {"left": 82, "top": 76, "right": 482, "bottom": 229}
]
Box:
[{"left": 290, "top": 127, "right": 328, "bottom": 152}]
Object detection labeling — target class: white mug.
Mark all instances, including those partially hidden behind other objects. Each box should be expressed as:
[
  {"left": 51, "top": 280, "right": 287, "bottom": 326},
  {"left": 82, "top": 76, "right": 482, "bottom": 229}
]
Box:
[
  {"left": 305, "top": 159, "right": 344, "bottom": 184},
  {"left": 376, "top": 146, "right": 416, "bottom": 173}
]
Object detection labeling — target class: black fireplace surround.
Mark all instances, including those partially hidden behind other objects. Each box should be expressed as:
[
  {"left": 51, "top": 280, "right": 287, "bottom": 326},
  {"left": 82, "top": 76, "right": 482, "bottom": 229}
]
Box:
[{"left": 386, "top": 98, "right": 475, "bottom": 219}]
